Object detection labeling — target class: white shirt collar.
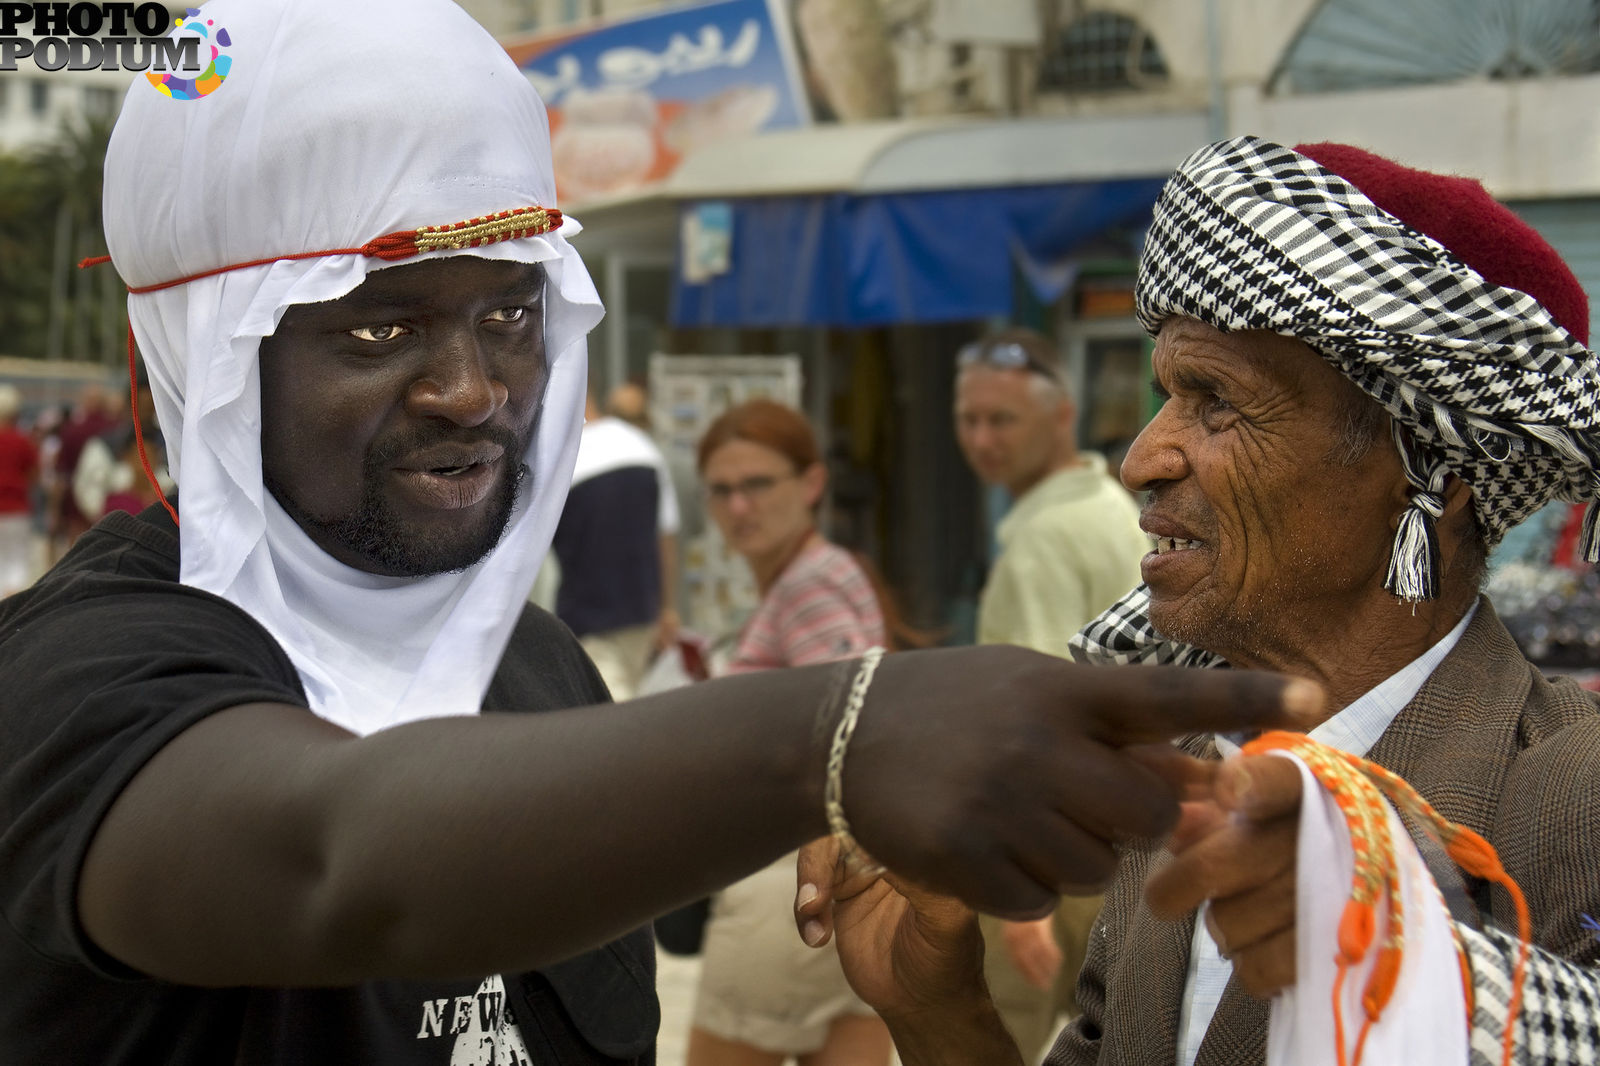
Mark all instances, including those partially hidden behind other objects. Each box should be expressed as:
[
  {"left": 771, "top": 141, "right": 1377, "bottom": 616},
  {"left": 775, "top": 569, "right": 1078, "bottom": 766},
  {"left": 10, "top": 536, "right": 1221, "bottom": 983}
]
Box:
[{"left": 1216, "top": 601, "right": 1478, "bottom": 760}]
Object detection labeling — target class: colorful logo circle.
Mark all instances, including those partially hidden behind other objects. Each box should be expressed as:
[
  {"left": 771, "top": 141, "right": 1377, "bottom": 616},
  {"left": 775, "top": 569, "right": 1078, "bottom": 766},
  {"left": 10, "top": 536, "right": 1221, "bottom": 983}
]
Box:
[{"left": 146, "top": 8, "right": 232, "bottom": 101}]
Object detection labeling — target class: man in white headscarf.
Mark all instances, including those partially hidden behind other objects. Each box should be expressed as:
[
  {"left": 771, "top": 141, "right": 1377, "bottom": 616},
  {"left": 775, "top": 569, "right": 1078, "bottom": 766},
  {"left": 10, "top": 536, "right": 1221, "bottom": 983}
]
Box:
[{"left": 0, "top": 5, "right": 1319, "bottom": 1064}]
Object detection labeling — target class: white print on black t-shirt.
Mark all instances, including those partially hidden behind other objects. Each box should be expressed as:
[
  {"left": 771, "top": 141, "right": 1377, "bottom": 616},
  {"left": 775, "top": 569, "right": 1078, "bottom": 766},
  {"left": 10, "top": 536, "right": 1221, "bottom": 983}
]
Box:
[{"left": 414, "top": 975, "right": 533, "bottom": 1065}]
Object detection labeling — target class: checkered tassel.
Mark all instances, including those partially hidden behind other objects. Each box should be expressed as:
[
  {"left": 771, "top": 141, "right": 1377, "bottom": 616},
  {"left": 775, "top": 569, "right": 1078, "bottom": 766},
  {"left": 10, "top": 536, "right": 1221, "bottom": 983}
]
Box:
[
  {"left": 1386, "top": 427, "right": 1447, "bottom": 602},
  {"left": 1386, "top": 497, "right": 1443, "bottom": 602},
  {"left": 1582, "top": 498, "right": 1600, "bottom": 563}
]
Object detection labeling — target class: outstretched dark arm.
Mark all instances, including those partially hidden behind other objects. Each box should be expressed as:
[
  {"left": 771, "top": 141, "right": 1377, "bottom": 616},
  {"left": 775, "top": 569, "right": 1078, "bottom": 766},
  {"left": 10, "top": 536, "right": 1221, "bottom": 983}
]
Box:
[{"left": 78, "top": 647, "right": 1317, "bottom": 987}]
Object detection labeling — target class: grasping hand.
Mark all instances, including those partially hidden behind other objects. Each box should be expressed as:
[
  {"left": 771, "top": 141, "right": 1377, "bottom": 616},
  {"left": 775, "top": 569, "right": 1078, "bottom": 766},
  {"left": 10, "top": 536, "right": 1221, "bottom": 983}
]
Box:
[
  {"left": 1144, "top": 753, "right": 1306, "bottom": 998},
  {"left": 794, "top": 837, "right": 985, "bottom": 1019}
]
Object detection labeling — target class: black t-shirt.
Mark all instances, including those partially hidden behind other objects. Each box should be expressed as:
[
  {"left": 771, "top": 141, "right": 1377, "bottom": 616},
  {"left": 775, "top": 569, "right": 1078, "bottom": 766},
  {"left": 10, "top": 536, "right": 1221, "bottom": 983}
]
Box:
[{"left": 0, "top": 506, "right": 657, "bottom": 1064}]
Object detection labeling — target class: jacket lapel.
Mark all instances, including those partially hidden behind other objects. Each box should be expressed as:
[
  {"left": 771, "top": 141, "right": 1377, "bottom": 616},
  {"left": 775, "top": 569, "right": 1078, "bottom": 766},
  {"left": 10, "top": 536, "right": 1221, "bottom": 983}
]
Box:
[
  {"left": 1111, "top": 853, "right": 1199, "bottom": 1065},
  {"left": 1193, "top": 981, "right": 1267, "bottom": 1066},
  {"left": 1113, "top": 734, "right": 1216, "bottom": 1066},
  {"left": 1364, "top": 597, "right": 1528, "bottom": 838}
]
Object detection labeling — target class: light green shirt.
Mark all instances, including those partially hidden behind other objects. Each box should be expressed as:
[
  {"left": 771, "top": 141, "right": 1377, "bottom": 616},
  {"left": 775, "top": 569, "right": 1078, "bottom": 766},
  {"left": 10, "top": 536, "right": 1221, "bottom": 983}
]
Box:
[{"left": 977, "top": 453, "right": 1149, "bottom": 657}]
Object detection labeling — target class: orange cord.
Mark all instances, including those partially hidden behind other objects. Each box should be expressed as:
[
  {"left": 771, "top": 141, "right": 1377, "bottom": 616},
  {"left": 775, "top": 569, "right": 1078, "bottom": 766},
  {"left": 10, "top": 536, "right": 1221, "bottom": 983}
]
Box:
[
  {"left": 1353, "top": 756, "right": 1531, "bottom": 1066},
  {"left": 1243, "top": 731, "right": 1529, "bottom": 1066}
]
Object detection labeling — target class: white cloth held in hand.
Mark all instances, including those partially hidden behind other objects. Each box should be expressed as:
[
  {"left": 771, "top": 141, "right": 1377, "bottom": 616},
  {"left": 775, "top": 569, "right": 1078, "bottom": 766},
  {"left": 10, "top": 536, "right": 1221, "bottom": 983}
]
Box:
[{"left": 1265, "top": 752, "right": 1467, "bottom": 1066}]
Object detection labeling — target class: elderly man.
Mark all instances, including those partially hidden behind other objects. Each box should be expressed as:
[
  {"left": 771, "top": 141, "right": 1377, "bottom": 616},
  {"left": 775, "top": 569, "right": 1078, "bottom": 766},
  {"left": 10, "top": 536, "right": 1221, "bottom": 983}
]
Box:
[
  {"left": 954, "top": 329, "right": 1148, "bottom": 1058},
  {"left": 0, "top": 6, "right": 1312, "bottom": 1064},
  {"left": 1054, "top": 136, "right": 1600, "bottom": 1066},
  {"left": 798, "top": 137, "right": 1600, "bottom": 1065}
]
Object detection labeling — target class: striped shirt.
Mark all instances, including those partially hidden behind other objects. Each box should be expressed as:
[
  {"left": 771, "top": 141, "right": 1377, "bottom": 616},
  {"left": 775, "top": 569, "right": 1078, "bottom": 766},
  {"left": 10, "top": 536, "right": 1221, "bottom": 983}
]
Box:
[{"left": 728, "top": 539, "right": 884, "bottom": 673}]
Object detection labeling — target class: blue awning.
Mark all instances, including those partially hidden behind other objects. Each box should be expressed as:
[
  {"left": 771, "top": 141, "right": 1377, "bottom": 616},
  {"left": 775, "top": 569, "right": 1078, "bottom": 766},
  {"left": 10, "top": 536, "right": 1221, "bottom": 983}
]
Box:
[{"left": 670, "top": 178, "right": 1166, "bottom": 328}]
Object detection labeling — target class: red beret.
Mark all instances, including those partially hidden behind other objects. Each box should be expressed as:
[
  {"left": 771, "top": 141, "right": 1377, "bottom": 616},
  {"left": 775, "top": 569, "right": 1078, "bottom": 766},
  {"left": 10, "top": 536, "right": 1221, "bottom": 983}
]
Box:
[{"left": 1295, "top": 142, "right": 1589, "bottom": 345}]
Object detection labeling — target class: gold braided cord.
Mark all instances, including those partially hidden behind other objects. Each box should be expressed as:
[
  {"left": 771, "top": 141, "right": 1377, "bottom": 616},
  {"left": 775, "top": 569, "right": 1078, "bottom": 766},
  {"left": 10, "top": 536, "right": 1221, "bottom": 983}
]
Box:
[{"left": 413, "top": 207, "right": 555, "bottom": 251}]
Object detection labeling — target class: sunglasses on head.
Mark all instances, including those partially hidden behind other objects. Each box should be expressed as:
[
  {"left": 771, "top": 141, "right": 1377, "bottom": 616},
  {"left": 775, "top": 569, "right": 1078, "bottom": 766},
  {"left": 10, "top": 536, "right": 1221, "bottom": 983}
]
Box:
[{"left": 956, "top": 340, "right": 1062, "bottom": 383}]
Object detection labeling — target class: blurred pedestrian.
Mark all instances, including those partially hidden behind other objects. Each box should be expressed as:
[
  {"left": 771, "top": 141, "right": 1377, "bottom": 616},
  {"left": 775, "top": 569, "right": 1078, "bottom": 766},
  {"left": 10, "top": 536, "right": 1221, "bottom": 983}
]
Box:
[
  {"left": 606, "top": 379, "right": 653, "bottom": 432},
  {"left": 551, "top": 390, "right": 681, "bottom": 700},
  {"left": 0, "top": 385, "right": 38, "bottom": 596},
  {"left": 48, "top": 383, "right": 117, "bottom": 557},
  {"left": 686, "top": 399, "right": 891, "bottom": 1066},
  {"left": 953, "top": 329, "right": 1149, "bottom": 1061},
  {"left": 29, "top": 405, "right": 62, "bottom": 534},
  {"left": 73, "top": 371, "right": 169, "bottom": 522},
  {"left": 95, "top": 424, "right": 169, "bottom": 518}
]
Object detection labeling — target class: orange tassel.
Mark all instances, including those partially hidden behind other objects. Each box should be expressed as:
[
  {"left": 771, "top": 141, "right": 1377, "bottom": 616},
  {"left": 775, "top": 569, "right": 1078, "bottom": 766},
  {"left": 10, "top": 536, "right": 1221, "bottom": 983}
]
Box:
[
  {"left": 1338, "top": 901, "right": 1375, "bottom": 962},
  {"left": 1242, "top": 731, "right": 1529, "bottom": 1066}
]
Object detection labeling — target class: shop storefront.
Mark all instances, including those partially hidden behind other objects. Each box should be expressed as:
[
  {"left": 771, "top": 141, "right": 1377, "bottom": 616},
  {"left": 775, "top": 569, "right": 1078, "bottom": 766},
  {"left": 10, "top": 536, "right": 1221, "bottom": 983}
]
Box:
[{"left": 565, "top": 113, "right": 1203, "bottom": 638}]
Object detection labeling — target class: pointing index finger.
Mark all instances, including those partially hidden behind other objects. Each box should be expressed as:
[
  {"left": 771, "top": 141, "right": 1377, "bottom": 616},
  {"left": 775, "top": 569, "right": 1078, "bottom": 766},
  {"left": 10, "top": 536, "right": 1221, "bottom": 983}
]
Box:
[{"left": 1085, "top": 667, "right": 1324, "bottom": 746}]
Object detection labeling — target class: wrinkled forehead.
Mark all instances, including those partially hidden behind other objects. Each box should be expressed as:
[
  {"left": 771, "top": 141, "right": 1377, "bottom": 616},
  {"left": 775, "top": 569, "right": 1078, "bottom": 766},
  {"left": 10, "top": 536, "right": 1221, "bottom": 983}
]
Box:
[{"left": 1151, "top": 317, "right": 1362, "bottom": 404}]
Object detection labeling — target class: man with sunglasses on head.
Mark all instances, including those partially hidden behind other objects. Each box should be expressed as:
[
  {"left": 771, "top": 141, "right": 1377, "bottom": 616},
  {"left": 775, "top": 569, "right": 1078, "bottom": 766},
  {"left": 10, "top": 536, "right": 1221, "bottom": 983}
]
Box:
[{"left": 953, "top": 328, "right": 1150, "bottom": 1060}]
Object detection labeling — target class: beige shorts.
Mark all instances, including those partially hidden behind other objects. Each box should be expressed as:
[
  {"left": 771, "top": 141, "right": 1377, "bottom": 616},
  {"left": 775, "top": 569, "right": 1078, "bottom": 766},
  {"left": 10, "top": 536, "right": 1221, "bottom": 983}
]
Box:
[
  {"left": 691, "top": 851, "right": 875, "bottom": 1054},
  {"left": 578, "top": 624, "right": 656, "bottom": 701}
]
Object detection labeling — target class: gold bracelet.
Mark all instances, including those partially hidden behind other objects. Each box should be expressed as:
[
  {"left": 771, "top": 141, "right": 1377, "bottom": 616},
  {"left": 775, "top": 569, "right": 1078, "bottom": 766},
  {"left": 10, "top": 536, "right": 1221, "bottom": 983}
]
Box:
[{"left": 824, "top": 646, "right": 886, "bottom": 876}]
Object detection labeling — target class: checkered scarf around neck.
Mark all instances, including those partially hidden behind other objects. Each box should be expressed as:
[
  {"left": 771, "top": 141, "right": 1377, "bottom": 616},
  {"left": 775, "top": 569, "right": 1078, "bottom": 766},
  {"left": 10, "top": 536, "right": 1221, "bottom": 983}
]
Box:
[
  {"left": 1070, "top": 136, "right": 1600, "bottom": 669},
  {"left": 100, "top": 0, "right": 602, "bottom": 735}
]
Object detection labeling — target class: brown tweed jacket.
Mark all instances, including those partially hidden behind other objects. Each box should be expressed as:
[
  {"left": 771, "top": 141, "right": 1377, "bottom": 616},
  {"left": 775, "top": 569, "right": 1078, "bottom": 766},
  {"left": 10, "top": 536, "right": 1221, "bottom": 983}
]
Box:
[{"left": 1047, "top": 597, "right": 1600, "bottom": 1066}]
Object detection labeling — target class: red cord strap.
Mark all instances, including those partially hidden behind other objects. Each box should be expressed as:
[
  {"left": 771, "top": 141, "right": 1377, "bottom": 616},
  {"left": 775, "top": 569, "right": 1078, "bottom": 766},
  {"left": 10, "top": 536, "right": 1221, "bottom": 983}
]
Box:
[{"left": 77, "top": 205, "right": 563, "bottom": 293}]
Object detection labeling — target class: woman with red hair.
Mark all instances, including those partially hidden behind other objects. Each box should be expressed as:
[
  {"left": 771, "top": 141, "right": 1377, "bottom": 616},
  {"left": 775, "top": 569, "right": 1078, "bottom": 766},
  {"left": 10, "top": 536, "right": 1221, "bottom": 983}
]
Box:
[{"left": 685, "top": 399, "right": 892, "bottom": 1066}]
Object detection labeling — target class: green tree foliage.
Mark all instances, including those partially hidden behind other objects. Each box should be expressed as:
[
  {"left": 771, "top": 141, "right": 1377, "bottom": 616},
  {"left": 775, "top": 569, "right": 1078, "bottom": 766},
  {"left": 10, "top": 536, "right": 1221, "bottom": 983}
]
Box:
[{"left": 0, "top": 115, "right": 120, "bottom": 363}]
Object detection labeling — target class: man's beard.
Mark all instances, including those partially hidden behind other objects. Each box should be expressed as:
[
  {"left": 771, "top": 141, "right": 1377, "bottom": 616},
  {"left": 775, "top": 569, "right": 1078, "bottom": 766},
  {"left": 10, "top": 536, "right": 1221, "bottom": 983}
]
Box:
[{"left": 270, "top": 423, "right": 534, "bottom": 577}]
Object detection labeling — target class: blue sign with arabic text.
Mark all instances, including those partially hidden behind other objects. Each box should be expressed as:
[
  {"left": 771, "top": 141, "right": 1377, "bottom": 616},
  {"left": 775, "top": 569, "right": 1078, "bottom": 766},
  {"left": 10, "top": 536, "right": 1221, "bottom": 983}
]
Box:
[{"left": 505, "top": 0, "right": 810, "bottom": 204}]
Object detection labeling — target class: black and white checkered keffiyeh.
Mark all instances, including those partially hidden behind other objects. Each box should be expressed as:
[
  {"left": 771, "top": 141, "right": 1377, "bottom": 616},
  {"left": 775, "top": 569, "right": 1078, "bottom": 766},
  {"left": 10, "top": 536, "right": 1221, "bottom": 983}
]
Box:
[
  {"left": 1071, "top": 136, "right": 1600, "bottom": 668},
  {"left": 1463, "top": 923, "right": 1600, "bottom": 1065}
]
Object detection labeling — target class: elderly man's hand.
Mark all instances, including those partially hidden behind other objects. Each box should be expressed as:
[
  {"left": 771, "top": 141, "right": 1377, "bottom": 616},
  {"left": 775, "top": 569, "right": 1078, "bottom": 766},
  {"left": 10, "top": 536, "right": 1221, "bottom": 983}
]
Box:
[
  {"left": 794, "top": 837, "right": 985, "bottom": 1018},
  {"left": 796, "top": 839, "right": 1029, "bottom": 1065},
  {"left": 1144, "top": 754, "right": 1306, "bottom": 998}
]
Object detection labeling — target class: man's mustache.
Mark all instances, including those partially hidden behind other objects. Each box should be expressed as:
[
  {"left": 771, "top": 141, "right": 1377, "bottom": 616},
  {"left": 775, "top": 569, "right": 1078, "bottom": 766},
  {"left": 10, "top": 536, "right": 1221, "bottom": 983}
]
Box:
[{"left": 363, "top": 423, "right": 525, "bottom": 473}]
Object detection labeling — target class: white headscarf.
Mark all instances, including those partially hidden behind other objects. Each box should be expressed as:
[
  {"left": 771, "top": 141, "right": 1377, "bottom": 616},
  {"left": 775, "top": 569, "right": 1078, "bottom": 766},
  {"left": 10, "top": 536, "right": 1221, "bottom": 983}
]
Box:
[{"left": 101, "top": 0, "right": 602, "bottom": 735}]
